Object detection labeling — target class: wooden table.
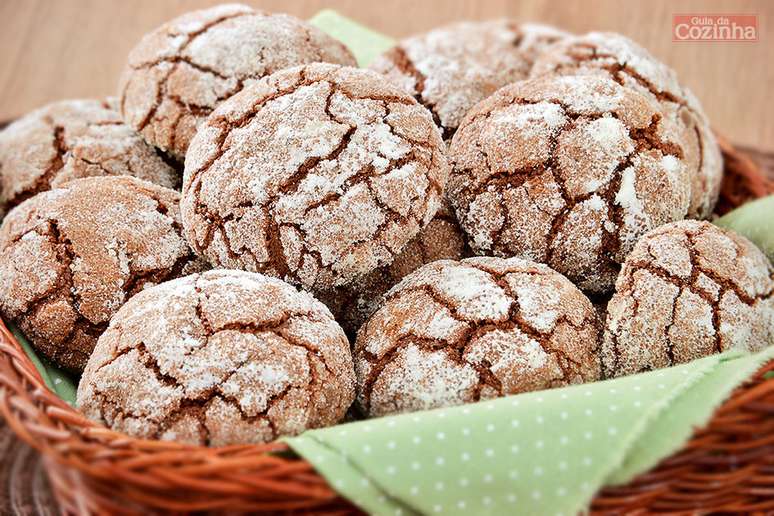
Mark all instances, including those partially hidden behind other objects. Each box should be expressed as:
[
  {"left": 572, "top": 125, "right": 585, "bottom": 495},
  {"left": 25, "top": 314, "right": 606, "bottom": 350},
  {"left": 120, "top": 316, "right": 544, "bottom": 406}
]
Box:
[{"left": 0, "top": 0, "right": 771, "bottom": 150}]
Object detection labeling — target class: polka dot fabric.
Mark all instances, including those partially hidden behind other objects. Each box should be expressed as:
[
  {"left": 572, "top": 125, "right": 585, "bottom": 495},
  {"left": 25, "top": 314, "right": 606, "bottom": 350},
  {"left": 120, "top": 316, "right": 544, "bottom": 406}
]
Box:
[{"left": 286, "top": 348, "right": 773, "bottom": 516}]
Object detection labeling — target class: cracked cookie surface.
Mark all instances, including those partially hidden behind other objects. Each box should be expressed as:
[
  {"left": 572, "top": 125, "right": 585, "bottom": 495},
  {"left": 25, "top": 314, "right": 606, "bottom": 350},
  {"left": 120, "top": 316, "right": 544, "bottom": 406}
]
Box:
[
  {"left": 318, "top": 199, "right": 469, "bottom": 336},
  {"left": 0, "top": 99, "right": 179, "bottom": 218},
  {"left": 369, "top": 20, "right": 569, "bottom": 140},
  {"left": 602, "top": 220, "right": 774, "bottom": 378},
  {"left": 0, "top": 176, "right": 207, "bottom": 372},
  {"left": 447, "top": 74, "right": 692, "bottom": 295},
  {"left": 531, "top": 32, "right": 722, "bottom": 219},
  {"left": 119, "top": 4, "right": 355, "bottom": 160},
  {"left": 181, "top": 63, "right": 450, "bottom": 291},
  {"left": 76, "top": 269, "right": 355, "bottom": 446},
  {"left": 354, "top": 256, "right": 600, "bottom": 417}
]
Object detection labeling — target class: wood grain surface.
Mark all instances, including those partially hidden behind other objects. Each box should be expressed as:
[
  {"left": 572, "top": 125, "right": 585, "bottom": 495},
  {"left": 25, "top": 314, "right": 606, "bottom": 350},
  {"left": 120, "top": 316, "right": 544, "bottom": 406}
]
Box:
[{"left": 0, "top": 1, "right": 771, "bottom": 150}]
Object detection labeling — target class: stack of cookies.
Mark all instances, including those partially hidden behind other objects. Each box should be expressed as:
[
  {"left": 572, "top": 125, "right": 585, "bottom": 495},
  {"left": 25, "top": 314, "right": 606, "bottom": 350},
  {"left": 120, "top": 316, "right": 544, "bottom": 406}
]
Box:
[{"left": 0, "top": 4, "right": 770, "bottom": 446}]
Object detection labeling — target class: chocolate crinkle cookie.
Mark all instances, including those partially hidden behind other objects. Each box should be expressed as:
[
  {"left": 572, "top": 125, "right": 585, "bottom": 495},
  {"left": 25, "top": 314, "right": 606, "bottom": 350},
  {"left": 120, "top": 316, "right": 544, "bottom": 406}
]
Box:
[
  {"left": 181, "top": 63, "right": 450, "bottom": 292},
  {"left": 0, "top": 99, "right": 179, "bottom": 217},
  {"left": 318, "top": 199, "right": 469, "bottom": 336},
  {"left": 369, "top": 20, "right": 569, "bottom": 139},
  {"left": 354, "top": 256, "right": 600, "bottom": 417},
  {"left": 0, "top": 176, "right": 207, "bottom": 372},
  {"left": 119, "top": 4, "right": 356, "bottom": 160},
  {"left": 77, "top": 269, "right": 355, "bottom": 446},
  {"left": 531, "top": 32, "right": 722, "bottom": 219},
  {"left": 447, "top": 74, "right": 692, "bottom": 294},
  {"left": 602, "top": 220, "right": 774, "bottom": 378}
]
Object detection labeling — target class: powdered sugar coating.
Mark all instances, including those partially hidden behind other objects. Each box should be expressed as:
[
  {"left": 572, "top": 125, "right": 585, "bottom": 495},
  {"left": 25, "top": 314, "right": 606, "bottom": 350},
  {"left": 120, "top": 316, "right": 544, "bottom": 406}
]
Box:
[
  {"left": 318, "top": 199, "right": 468, "bottom": 336},
  {"left": 77, "top": 269, "right": 355, "bottom": 446},
  {"left": 369, "top": 20, "right": 569, "bottom": 139},
  {"left": 0, "top": 99, "right": 178, "bottom": 217},
  {"left": 531, "top": 32, "right": 722, "bottom": 219},
  {"left": 0, "top": 176, "right": 207, "bottom": 371},
  {"left": 181, "top": 63, "right": 449, "bottom": 291},
  {"left": 354, "top": 256, "right": 600, "bottom": 416},
  {"left": 447, "top": 74, "right": 692, "bottom": 294},
  {"left": 119, "top": 4, "right": 356, "bottom": 159},
  {"left": 603, "top": 220, "right": 774, "bottom": 378}
]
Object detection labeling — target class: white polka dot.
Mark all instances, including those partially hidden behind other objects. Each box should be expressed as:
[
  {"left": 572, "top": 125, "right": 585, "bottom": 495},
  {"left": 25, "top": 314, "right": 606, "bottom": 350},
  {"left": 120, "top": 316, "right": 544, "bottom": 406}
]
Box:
[
  {"left": 335, "top": 480, "right": 345, "bottom": 488},
  {"left": 510, "top": 444, "right": 520, "bottom": 454},
  {"left": 462, "top": 407, "right": 471, "bottom": 415},
  {"left": 507, "top": 493, "right": 517, "bottom": 503},
  {"left": 483, "top": 474, "right": 494, "bottom": 483},
  {"left": 435, "top": 456, "right": 445, "bottom": 466},
  {"left": 362, "top": 445, "right": 372, "bottom": 454},
  {"left": 485, "top": 448, "right": 495, "bottom": 457},
  {"left": 634, "top": 400, "right": 642, "bottom": 408},
  {"left": 585, "top": 408, "right": 593, "bottom": 416},
  {"left": 437, "top": 411, "right": 447, "bottom": 419},
  {"left": 459, "top": 477, "right": 469, "bottom": 487},
  {"left": 557, "top": 487, "right": 567, "bottom": 497},
  {"left": 410, "top": 486, "right": 419, "bottom": 496},
  {"left": 633, "top": 385, "right": 642, "bottom": 392},
  {"left": 360, "top": 478, "right": 370, "bottom": 487},
  {"left": 462, "top": 427, "right": 471, "bottom": 436},
  {"left": 532, "top": 490, "right": 542, "bottom": 500},
  {"left": 433, "top": 505, "right": 442, "bottom": 513},
  {"left": 584, "top": 390, "right": 592, "bottom": 396},
  {"left": 412, "top": 436, "right": 421, "bottom": 445},
  {"left": 509, "top": 469, "right": 519, "bottom": 480},
  {"left": 411, "top": 461, "right": 420, "bottom": 471},
  {"left": 560, "top": 411, "right": 568, "bottom": 420},
  {"left": 457, "top": 501, "right": 466, "bottom": 509},
  {"left": 511, "top": 399, "right": 520, "bottom": 407},
  {"left": 609, "top": 404, "right": 618, "bottom": 412},
  {"left": 560, "top": 436, "right": 569, "bottom": 445},
  {"left": 581, "top": 482, "right": 591, "bottom": 491},
  {"left": 609, "top": 388, "right": 617, "bottom": 394},
  {"left": 560, "top": 393, "right": 568, "bottom": 400},
  {"left": 486, "top": 423, "right": 495, "bottom": 432},
  {"left": 584, "top": 431, "right": 593, "bottom": 440},
  {"left": 395, "top": 509, "right": 403, "bottom": 516},
  {"left": 657, "top": 372, "right": 665, "bottom": 377},
  {"left": 536, "top": 396, "right": 544, "bottom": 403},
  {"left": 536, "top": 415, "right": 544, "bottom": 424},
  {"left": 363, "top": 425, "right": 373, "bottom": 432},
  {"left": 386, "top": 466, "right": 397, "bottom": 475},
  {"left": 486, "top": 403, "right": 496, "bottom": 410},
  {"left": 608, "top": 427, "right": 618, "bottom": 436},
  {"left": 435, "top": 481, "right": 445, "bottom": 491},
  {"left": 387, "top": 420, "right": 396, "bottom": 428},
  {"left": 535, "top": 440, "right": 544, "bottom": 449},
  {"left": 461, "top": 452, "right": 470, "bottom": 461},
  {"left": 658, "top": 383, "right": 666, "bottom": 389},
  {"left": 412, "top": 416, "right": 421, "bottom": 423},
  {"left": 436, "top": 432, "right": 446, "bottom": 440},
  {"left": 558, "top": 461, "right": 568, "bottom": 471},
  {"left": 511, "top": 419, "right": 520, "bottom": 428},
  {"left": 534, "top": 466, "right": 544, "bottom": 476},
  {"left": 583, "top": 457, "right": 593, "bottom": 466},
  {"left": 338, "top": 430, "right": 348, "bottom": 437},
  {"left": 483, "top": 496, "right": 492, "bottom": 506},
  {"left": 387, "top": 441, "right": 396, "bottom": 450}
]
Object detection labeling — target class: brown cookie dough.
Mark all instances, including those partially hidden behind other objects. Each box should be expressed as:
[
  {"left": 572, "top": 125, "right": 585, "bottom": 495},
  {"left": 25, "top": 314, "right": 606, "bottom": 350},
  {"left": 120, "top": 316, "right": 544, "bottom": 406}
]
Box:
[
  {"left": 369, "top": 20, "right": 569, "bottom": 139},
  {"left": 0, "top": 99, "right": 179, "bottom": 217},
  {"left": 447, "top": 74, "right": 692, "bottom": 294},
  {"left": 318, "top": 199, "right": 469, "bottom": 336},
  {"left": 354, "top": 256, "right": 600, "bottom": 417},
  {"left": 531, "top": 32, "right": 723, "bottom": 219},
  {"left": 602, "top": 220, "right": 774, "bottom": 378},
  {"left": 181, "top": 63, "right": 450, "bottom": 292},
  {"left": 77, "top": 269, "right": 355, "bottom": 446},
  {"left": 119, "top": 4, "right": 356, "bottom": 160},
  {"left": 0, "top": 176, "right": 207, "bottom": 372}
]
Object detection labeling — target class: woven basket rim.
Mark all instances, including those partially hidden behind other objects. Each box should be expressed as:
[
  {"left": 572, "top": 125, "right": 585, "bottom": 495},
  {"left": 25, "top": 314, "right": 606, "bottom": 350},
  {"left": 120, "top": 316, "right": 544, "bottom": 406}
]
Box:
[{"left": 0, "top": 138, "right": 772, "bottom": 514}]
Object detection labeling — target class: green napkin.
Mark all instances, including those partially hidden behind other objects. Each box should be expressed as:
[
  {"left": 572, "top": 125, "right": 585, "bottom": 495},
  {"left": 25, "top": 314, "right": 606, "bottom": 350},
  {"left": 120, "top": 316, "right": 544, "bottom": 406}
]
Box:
[
  {"left": 10, "top": 324, "right": 77, "bottom": 405},
  {"left": 287, "top": 348, "right": 773, "bottom": 516},
  {"left": 715, "top": 194, "right": 774, "bottom": 262},
  {"left": 310, "top": 10, "right": 395, "bottom": 67}
]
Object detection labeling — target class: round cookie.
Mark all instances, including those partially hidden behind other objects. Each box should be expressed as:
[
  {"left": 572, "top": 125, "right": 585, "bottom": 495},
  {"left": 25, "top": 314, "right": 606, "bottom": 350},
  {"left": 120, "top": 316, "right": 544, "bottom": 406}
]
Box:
[
  {"left": 531, "top": 32, "right": 722, "bottom": 219},
  {"left": 318, "top": 199, "right": 468, "bottom": 336},
  {"left": 77, "top": 269, "right": 355, "bottom": 446},
  {"left": 447, "top": 74, "right": 692, "bottom": 294},
  {"left": 119, "top": 4, "right": 356, "bottom": 160},
  {"left": 369, "top": 20, "right": 569, "bottom": 139},
  {"left": 354, "top": 256, "right": 600, "bottom": 417},
  {"left": 602, "top": 220, "right": 774, "bottom": 378},
  {"left": 0, "top": 176, "right": 207, "bottom": 372},
  {"left": 0, "top": 99, "right": 179, "bottom": 217},
  {"left": 181, "top": 63, "right": 450, "bottom": 291}
]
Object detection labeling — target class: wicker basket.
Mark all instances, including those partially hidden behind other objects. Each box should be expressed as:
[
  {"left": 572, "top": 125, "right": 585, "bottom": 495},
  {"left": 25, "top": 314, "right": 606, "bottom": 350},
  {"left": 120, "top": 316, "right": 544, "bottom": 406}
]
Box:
[{"left": 0, "top": 140, "right": 772, "bottom": 515}]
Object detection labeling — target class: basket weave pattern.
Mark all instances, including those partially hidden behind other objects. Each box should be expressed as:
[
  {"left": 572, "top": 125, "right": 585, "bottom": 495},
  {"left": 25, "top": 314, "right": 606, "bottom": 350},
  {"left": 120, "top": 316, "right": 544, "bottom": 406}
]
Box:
[{"left": 0, "top": 141, "right": 772, "bottom": 515}]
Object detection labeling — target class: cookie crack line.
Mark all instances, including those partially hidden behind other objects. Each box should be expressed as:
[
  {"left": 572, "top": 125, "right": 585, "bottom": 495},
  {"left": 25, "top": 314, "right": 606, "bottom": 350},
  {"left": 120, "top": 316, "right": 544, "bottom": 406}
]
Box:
[{"left": 7, "top": 123, "right": 67, "bottom": 208}]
